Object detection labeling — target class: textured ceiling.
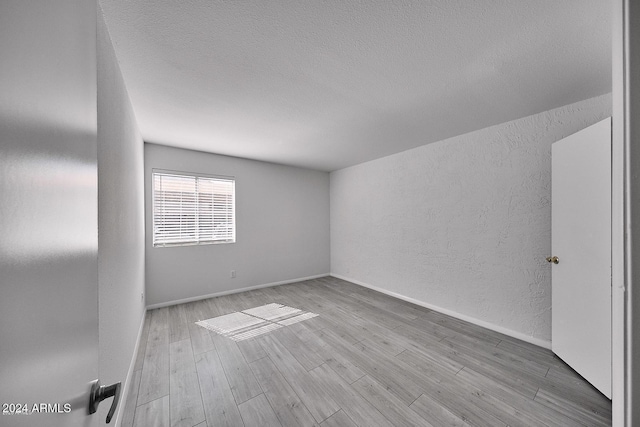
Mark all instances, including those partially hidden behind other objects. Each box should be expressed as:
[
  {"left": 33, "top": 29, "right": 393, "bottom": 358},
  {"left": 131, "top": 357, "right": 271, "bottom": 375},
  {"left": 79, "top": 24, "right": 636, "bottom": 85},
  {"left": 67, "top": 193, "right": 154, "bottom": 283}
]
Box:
[{"left": 99, "top": 0, "right": 611, "bottom": 172}]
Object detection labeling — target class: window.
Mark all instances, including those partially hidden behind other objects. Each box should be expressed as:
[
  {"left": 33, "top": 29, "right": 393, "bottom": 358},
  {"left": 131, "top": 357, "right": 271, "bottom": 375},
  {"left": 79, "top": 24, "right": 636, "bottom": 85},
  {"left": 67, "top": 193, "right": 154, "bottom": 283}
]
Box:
[{"left": 152, "top": 171, "right": 235, "bottom": 247}]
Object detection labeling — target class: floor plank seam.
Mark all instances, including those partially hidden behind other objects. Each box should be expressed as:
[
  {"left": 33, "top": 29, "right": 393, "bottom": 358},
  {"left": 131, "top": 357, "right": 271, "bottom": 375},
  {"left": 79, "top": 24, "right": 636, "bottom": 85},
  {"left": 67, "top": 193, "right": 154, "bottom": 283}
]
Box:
[
  {"left": 130, "top": 369, "right": 143, "bottom": 409},
  {"left": 407, "top": 392, "right": 423, "bottom": 407},
  {"left": 193, "top": 355, "right": 207, "bottom": 427},
  {"left": 348, "top": 373, "right": 365, "bottom": 385}
]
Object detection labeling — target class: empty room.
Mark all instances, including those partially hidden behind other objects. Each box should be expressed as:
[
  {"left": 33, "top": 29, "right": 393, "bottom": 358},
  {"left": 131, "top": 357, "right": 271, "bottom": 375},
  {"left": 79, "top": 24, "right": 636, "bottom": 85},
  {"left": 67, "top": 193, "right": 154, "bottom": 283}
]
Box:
[{"left": 2, "top": 0, "right": 640, "bottom": 426}]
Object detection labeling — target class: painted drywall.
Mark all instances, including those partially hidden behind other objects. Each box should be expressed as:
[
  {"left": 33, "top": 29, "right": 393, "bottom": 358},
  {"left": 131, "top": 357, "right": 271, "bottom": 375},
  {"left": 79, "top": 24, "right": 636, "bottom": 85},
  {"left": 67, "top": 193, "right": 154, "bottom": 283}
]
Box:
[
  {"left": 145, "top": 144, "right": 330, "bottom": 306},
  {"left": 97, "top": 10, "right": 146, "bottom": 425},
  {"left": 330, "top": 93, "right": 612, "bottom": 346}
]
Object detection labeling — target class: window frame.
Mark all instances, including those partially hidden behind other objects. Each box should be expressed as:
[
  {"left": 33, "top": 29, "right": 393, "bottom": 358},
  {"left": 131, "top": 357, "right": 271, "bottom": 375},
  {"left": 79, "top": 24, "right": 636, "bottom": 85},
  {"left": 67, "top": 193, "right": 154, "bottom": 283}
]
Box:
[{"left": 152, "top": 169, "right": 236, "bottom": 248}]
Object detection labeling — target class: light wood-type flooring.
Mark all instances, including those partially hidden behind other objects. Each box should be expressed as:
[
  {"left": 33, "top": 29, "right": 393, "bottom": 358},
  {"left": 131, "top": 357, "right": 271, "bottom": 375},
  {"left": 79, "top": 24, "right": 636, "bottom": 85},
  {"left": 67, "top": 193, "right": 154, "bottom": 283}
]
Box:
[{"left": 121, "top": 276, "right": 611, "bottom": 427}]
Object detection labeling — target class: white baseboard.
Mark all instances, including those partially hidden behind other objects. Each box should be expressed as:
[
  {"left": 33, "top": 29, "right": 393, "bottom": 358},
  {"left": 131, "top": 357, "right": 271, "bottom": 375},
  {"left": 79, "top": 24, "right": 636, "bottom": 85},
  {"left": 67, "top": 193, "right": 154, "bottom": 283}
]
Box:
[
  {"left": 114, "top": 309, "right": 147, "bottom": 427},
  {"left": 330, "top": 273, "right": 552, "bottom": 350},
  {"left": 146, "top": 273, "right": 331, "bottom": 310}
]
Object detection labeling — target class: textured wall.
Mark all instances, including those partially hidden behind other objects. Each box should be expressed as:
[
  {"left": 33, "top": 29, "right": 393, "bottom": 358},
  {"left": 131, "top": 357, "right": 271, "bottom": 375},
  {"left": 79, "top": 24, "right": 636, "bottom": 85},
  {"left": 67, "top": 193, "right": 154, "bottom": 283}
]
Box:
[
  {"left": 145, "top": 144, "right": 330, "bottom": 306},
  {"left": 97, "top": 10, "right": 146, "bottom": 425},
  {"left": 331, "top": 94, "right": 611, "bottom": 346}
]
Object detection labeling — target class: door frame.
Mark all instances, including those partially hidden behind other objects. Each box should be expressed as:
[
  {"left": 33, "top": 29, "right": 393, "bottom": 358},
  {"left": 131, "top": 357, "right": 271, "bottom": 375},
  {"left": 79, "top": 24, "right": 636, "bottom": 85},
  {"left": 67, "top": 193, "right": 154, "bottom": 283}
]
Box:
[{"left": 612, "top": 0, "right": 640, "bottom": 424}]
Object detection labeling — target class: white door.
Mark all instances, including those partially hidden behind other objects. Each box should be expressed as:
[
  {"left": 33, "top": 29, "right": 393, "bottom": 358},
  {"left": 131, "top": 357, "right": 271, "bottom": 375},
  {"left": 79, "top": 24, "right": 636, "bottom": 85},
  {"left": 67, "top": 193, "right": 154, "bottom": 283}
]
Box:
[
  {"left": 551, "top": 117, "right": 612, "bottom": 398},
  {"left": 0, "top": 1, "right": 104, "bottom": 425}
]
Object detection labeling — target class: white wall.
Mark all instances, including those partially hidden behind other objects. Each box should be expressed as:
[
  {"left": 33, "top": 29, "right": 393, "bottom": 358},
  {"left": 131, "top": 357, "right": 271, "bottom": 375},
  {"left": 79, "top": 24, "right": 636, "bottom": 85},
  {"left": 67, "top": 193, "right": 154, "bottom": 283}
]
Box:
[
  {"left": 331, "top": 94, "right": 611, "bottom": 346},
  {"left": 97, "top": 10, "right": 146, "bottom": 425},
  {"left": 145, "top": 144, "right": 330, "bottom": 306}
]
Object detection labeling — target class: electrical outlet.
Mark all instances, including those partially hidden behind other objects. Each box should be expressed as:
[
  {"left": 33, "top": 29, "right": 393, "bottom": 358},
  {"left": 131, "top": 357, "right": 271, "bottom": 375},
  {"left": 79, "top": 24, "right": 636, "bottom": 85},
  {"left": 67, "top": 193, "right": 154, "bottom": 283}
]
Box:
[{"left": 230, "top": 270, "right": 236, "bottom": 278}]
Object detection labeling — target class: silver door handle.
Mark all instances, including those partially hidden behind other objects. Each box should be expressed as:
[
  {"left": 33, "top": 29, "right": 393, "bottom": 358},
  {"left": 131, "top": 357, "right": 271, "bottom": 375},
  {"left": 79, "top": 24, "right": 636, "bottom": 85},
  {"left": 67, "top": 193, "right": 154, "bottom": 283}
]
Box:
[{"left": 89, "top": 379, "right": 121, "bottom": 423}]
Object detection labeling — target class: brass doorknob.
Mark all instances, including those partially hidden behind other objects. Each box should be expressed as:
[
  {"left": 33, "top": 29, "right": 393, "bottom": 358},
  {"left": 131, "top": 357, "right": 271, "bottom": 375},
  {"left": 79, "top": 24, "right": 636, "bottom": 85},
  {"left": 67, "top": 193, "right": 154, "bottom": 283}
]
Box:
[{"left": 546, "top": 256, "right": 559, "bottom": 264}]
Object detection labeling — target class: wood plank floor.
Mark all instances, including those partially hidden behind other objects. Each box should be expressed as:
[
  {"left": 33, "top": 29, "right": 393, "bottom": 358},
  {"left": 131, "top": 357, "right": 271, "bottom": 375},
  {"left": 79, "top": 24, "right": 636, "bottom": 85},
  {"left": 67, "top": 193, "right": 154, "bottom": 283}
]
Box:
[{"left": 121, "top": 276, "right": 611, "bottom": 427}]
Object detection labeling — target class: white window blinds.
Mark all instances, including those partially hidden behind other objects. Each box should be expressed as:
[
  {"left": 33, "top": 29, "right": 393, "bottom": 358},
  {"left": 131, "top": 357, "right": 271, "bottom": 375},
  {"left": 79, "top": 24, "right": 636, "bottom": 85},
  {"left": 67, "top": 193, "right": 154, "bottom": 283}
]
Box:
[{"left": 153, "top": 171, "right": 235, "bottom": 247}]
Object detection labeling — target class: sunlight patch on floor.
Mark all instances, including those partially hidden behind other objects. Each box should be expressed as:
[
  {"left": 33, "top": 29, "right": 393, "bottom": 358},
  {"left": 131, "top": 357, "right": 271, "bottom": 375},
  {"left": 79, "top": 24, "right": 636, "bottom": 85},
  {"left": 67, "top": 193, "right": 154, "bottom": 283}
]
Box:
[{"left": 196, "top": 303, "right": 318, "bottom": 341}]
